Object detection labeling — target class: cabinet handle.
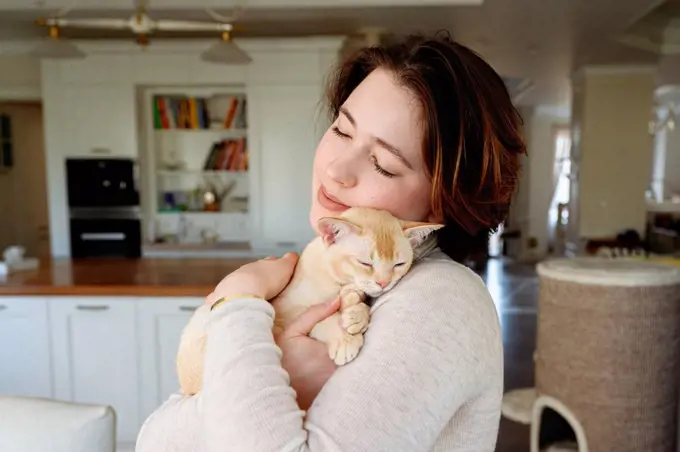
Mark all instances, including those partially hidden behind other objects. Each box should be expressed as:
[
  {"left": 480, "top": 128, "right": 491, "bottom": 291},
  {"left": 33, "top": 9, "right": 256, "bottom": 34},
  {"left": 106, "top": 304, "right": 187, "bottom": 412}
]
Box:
[
  {"left": 179, "top": 306, "right": 198, "bottom": 312},
  {"left": 76, "top": 305, "right": 110, "bottom": 311}
]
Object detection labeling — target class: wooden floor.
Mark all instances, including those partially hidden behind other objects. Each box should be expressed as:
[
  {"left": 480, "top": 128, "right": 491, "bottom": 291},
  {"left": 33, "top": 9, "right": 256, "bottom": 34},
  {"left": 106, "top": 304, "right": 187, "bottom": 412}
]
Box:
[{"left": 477, "top": 258, "right": 539, "bottom": 452}]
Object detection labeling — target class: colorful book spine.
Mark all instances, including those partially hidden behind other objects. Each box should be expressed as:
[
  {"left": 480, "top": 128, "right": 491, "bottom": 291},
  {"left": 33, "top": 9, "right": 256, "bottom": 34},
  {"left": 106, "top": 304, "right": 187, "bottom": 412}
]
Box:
[{"left": 152, "top": 94, "right": 248, "bottom": 130}]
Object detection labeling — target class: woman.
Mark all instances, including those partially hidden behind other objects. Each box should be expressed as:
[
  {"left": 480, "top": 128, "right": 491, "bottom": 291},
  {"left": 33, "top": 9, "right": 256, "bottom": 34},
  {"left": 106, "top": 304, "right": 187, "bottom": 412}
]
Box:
[{"left": 136, "top": 31, "right": 525, "bottom": 452}]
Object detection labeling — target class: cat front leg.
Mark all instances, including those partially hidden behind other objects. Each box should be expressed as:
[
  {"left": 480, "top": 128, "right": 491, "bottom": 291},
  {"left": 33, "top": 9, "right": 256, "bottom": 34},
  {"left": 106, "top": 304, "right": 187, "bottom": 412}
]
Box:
[
  {"left": 339, "top": 288, "right": 370, "bottom": 335},
  {"left": 310, "top": 313, "right": 364, "bottom": 366}
]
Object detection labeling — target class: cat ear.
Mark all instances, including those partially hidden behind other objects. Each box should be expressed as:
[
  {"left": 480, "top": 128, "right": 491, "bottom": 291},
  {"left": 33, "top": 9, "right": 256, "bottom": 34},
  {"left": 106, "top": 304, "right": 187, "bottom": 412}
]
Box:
[
  {"left": 402, "top": 221, "right": 445, "bottom": 249},
  {"left": 318, "top": 217, "right": 361, "bottom": 246}
]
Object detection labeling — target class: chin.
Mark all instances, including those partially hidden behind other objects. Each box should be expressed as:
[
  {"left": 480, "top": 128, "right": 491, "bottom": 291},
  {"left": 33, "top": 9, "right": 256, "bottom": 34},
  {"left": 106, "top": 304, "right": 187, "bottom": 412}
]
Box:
[
  {"left": 308, "top": 202, "right": 322, "bottom": 235},
  {"left": 364, "top": 286, "right": 388, "bottom": 298}
]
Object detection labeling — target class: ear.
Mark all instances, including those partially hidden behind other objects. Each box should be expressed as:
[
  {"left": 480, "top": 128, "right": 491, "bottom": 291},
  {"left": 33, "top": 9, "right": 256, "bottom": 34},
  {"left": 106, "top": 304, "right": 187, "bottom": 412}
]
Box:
[
  {"left": 318, "top": 217, "right": 361, "bottom": 246},
  {"left": 402, "top": 221, "right": 445, "bottom": 249}
]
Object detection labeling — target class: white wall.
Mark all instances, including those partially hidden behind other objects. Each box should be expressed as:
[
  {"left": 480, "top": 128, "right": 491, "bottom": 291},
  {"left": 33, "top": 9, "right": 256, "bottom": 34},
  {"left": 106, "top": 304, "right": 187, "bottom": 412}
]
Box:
[
  {"left": 665, "top": 129, "right": 680, "bottom": 196},
  {"left": 651, "top": 85, "right": 680, "bottom": 201},
  {"left": 526, "top": 110, "right": 569, "bottom": 257},
  {"left": 575, "top": 67, "right": 655, "bottom": 239},
  {"left": 0, "top": 56, "right": 41, "bottom": 100},
  {"left": 508, "top": 106, "right": 569, "bottom": 260},
  {"left": 38, "top": 38, "right": 343, "bottom": 257}
]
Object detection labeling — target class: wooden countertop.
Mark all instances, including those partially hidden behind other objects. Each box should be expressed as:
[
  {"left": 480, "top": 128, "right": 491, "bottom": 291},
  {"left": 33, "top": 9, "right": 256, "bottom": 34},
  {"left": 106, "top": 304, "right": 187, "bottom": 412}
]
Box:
[{"left": 0, "top": 258, "right": 258, "bottom": 297}]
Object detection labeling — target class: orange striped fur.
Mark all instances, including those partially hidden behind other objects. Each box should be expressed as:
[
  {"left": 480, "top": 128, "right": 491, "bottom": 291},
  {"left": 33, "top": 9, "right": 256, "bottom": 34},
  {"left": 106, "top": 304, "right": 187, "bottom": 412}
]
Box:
[{"left": 176, "top": 207, "right": 443, "bottom": 396}]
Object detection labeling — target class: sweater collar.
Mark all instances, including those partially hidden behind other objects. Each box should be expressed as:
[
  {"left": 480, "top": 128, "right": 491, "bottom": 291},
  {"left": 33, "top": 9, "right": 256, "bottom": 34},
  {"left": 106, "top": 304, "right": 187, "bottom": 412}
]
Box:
[{"left": 413, "top": 234, "right": 440, "bottom": 261}]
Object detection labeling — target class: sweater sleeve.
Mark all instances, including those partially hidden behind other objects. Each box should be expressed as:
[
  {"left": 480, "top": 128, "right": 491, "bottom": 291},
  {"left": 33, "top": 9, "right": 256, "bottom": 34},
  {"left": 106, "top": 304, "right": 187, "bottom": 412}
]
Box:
[{"left": 199, "top": 257, "right": 503, "bottom": 452}]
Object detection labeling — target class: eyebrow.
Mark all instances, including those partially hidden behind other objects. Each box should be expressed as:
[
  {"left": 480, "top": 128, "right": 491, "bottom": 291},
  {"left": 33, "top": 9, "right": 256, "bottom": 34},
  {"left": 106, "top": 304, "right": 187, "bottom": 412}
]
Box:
[{"left": 340, "top": 106, "right": 414, "bottom": 170}]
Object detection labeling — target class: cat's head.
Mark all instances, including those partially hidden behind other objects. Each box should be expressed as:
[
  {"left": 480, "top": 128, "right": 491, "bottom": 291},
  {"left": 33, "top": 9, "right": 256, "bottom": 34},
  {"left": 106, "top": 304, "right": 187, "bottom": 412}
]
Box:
[{"left": 318, "top": 207, "right": 444, "bottom": 297}]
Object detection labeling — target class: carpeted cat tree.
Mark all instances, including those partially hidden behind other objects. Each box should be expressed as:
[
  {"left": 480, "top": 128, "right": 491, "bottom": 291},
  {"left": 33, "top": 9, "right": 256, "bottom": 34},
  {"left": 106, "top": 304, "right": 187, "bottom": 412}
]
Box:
[{"left": 530, "top": 257, "right": 680, "bottom": 452}]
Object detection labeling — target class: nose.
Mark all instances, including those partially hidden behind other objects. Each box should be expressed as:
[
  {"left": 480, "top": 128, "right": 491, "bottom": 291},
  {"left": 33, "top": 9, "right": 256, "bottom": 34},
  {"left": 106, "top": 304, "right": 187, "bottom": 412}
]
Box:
[
  {"left": 326, "top": 155, "right": 358, "bottom": 188},
  {"left": 376, "top": 280, "right": 389, "bottom": 288}
]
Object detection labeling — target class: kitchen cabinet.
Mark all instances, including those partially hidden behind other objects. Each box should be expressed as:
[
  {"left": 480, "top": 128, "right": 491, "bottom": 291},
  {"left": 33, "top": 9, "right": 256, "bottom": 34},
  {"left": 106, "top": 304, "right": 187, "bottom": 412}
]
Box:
[
  {"left": 41, "top": 38, "right": 344, "bottom": 258},
  {"left": 0, "top": 294, "right": 234, "bottom": 450},
  {"left": 137, "top": 297, "right": 202, "bottom": 419},
  {"left": 59, "top": 85, "right": 137, "bottom": 158},
  {"left": 49, "top": 297, "right": 141, "bottom": 444},
  {"left": 0, "top": 297, "right": 52, "bottom": 398},
  {"left": 248, "top": 84, "right": 323, "bottom": 249}
]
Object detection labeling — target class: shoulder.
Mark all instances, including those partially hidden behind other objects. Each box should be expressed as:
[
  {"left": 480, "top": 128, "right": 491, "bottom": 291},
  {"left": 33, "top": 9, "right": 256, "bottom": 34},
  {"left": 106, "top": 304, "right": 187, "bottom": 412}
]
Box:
[
  {"left": 371, "top": 251, "right": 503, "bottom": 378},
  {"left": 375, "top": 251, "right": 499, "bottom": 326}
]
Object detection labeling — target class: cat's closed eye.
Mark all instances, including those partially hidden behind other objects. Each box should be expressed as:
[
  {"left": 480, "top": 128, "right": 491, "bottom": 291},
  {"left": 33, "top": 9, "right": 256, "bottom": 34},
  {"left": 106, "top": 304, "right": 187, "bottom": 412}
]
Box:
[
  {"left": 394, "top": 262, "right": 405, "bottom": 267},
  {"left": 357, "top": 259, "right": 373, "bottom": 268}
]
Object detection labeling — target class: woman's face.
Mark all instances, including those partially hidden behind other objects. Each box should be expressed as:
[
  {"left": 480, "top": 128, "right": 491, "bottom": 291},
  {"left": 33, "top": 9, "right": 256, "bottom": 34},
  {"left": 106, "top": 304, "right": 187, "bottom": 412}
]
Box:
[{"left": 310, "top": 68, "right": 433, "bottom": 232}]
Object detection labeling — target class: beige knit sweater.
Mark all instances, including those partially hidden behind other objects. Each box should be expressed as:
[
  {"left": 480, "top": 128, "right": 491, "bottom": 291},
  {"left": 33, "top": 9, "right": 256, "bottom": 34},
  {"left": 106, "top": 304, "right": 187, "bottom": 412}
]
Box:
[{"left": 135, "top": 249, "right": 504, "bottom": 452}]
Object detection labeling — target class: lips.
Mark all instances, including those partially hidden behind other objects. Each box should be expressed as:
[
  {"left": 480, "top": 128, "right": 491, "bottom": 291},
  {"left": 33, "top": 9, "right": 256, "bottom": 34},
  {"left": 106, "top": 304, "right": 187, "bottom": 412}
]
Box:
[{"left": 318, "top": 185, "right": 349, "bottom": 212}]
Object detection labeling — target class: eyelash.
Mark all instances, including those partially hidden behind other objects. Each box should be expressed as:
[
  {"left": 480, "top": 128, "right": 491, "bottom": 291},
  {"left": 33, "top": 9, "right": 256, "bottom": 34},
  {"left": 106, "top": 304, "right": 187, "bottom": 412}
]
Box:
[{"left": 331, "top": 126, "right": 396, "bottom": 179}]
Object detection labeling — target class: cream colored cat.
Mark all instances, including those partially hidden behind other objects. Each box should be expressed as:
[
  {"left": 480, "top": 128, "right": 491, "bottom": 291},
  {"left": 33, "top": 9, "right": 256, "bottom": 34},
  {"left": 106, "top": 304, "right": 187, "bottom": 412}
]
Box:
[{"left": 176, "top": 207, "right": 443, "bottom": 396}]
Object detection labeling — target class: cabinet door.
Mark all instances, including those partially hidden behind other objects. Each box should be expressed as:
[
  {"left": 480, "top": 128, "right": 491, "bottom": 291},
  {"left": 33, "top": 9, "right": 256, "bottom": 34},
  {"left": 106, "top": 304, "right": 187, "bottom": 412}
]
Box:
[
  {"left": 61, "top": 85, "right": 137, "bottom": 158},
  {"left": 0, "top": 297, "right": 52, "bottom": 398},
  {"left": 248, "top": 85, "right": 323, "bottom": 248},
  {"left": 49, "top": 297, "right": 140, "bottom": 444},
  {"left": 137, "top": 297, "right": 202, "bottom": 420}
]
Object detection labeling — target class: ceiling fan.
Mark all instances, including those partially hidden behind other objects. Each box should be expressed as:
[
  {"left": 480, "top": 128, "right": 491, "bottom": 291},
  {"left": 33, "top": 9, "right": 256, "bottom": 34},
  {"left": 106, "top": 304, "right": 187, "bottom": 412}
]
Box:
[{"left": 32, "top": 0, "right": 252, "bottom": 64}]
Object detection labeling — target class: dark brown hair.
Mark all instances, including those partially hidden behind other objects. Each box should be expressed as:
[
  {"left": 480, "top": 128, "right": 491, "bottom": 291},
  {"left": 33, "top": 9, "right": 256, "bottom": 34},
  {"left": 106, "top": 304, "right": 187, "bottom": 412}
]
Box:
[{"left": 326, "top": 31, "right": 526, "bottom": 263}]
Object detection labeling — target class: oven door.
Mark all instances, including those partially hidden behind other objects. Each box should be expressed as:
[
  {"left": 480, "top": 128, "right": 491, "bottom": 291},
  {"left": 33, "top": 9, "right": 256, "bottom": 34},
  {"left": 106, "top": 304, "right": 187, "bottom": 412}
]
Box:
[{"left": 70, "top": 218, "right": 141, "bottom": 258}]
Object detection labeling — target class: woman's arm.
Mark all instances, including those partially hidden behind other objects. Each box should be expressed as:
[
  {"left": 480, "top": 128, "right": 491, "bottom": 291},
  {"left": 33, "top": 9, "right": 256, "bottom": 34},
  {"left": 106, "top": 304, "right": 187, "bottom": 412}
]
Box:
[
  {"left": 135, "top": 392, "right": 205, "bottom": 452},
  {"left": 202, "top": 258, "right": 503, "bottom": 452}
]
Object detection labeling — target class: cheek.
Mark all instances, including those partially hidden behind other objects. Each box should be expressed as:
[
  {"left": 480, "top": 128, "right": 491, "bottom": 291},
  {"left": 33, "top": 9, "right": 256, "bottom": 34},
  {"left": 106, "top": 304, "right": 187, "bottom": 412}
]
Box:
[
  {"left": 390, "top": 266, "right": 408, "bottom": 281},
  {"left": 313, "top": 130, "right": 335, "bottom": 175},
  {"left": 359, "top": 177, "right": 432, "bottom": 222}
]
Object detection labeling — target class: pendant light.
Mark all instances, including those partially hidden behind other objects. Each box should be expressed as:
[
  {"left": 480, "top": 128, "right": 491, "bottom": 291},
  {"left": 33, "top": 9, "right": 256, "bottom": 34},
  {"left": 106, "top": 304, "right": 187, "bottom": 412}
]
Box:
[
  {"left": 200, "top": 30, "right": 252, "bottom": 65},
  {"left": 30, "top": 24, "right": 85, "bottom": 60}
]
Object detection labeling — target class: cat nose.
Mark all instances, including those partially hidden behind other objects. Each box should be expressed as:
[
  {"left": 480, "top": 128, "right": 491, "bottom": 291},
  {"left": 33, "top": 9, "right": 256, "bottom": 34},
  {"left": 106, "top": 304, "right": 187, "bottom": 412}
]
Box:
[{"left": 376, "top": 280, "right": 389, "bottom": 288}]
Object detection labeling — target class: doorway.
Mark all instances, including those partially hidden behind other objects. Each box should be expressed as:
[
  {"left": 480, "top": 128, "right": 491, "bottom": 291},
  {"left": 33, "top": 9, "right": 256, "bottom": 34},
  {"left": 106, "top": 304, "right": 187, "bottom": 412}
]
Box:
[
  {"left": 547, "top": 127, "right": 572, "bottom": 256},
  {"left": 0, "top": 102, "right": 50, "bottom": 259}
]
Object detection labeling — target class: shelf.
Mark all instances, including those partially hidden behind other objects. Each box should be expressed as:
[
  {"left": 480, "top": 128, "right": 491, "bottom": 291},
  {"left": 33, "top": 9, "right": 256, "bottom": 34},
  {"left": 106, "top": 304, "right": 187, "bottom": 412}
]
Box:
[
  {"left": 145, "top": 241, "right": 251, "bottom": 252},
  {"left": 154, "top": 128, "right": 248, "bottom": 138},
  {"left": 647, "top": 200, "right": 680, "bottom": 214},
  {"left": 156, "top": 210, "right": 247, "bottom": 215},
  {"left": 156, "top": 170, "right": 248, "bottom": 177}
]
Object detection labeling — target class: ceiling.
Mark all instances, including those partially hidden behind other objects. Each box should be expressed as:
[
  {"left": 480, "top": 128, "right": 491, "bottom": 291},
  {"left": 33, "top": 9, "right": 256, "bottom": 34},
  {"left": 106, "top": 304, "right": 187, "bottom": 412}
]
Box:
[{"left": 0, "top": 0, "right": 675, "bottom": 109}]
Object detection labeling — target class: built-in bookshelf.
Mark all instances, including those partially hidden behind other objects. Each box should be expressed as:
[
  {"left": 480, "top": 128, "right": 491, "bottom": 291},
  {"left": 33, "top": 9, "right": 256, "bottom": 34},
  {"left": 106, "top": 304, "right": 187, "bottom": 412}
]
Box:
[
  {"left": 140, "top": 86, "right": 251, "bottom": 248},
  {"left": 152, "top": 92, "right": 247, "bottom": 130}
]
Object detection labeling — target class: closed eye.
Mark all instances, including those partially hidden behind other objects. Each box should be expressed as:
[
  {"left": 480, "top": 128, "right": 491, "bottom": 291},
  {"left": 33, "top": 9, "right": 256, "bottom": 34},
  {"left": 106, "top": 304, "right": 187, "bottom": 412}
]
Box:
[
  {"left": 357, "top": 260, "right": 373, "bottom": 268},
  {"left": 331, "top": 126, "right": 351, "bottom": 139},
  {"left": 394, "top": 262, "right": 405, "bottom": 267}
]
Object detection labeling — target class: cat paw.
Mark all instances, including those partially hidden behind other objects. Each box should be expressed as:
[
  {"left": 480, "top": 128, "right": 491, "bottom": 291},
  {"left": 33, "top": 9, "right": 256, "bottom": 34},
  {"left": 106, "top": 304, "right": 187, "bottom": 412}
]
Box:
[
  {"left": 328, "top": 333, "right": 364, "bottom": 365},
  {"left": 340, "top": 289, "right": 364, "bottom": 307},
  {"left": 341, "top": 303, "right": 370, "bottom": 335}
]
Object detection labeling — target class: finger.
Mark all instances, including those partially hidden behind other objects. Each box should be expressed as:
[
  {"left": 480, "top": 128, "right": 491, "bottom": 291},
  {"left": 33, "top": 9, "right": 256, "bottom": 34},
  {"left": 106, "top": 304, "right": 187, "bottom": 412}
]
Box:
[
  {"left": 272, "top": 251, "right": 299, "bottom": 279},
  {"left": 281, "top": 251, "right": 299, "bottom": 263},
  {"left": 282, "top": 298, "right": 341, "bottom": 338}
]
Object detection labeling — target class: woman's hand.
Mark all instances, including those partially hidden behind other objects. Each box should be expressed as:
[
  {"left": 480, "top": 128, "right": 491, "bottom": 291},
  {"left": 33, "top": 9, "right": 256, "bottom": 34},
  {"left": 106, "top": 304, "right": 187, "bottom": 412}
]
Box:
[
  {"left": 205, "top": 252, "right": 299, "bottom": 307},
  {"left": 204, "top": 251, "right": 338, "bottom": 409},
  {"left": 276, "top": 298, "right": 341, "bottom": 410}
]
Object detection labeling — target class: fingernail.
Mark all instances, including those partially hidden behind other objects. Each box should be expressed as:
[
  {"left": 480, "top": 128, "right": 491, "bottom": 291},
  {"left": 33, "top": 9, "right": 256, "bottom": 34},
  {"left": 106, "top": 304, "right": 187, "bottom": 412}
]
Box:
[{"left": 264, "top": 256, "right": 276, "bottom": 260}]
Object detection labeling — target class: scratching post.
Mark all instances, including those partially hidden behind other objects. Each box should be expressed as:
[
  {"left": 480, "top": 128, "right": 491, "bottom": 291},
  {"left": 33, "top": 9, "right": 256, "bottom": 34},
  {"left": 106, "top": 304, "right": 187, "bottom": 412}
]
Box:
[{"left": 532, "top": 258, "right": 680, "bottom": 452}]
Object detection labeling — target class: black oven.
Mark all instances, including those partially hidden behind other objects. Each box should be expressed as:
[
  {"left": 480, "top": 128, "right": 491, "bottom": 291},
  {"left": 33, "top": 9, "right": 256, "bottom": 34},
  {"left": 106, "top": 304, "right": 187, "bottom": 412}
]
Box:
[
  {"left": 70, "top": 217, "right": 142, "bottom": 258},
  {"left": 66, "top": 158, "right": 142, "bottom": 259},
  {"left": 66, "top": 158, "right": 139, "bottom": 208}
]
